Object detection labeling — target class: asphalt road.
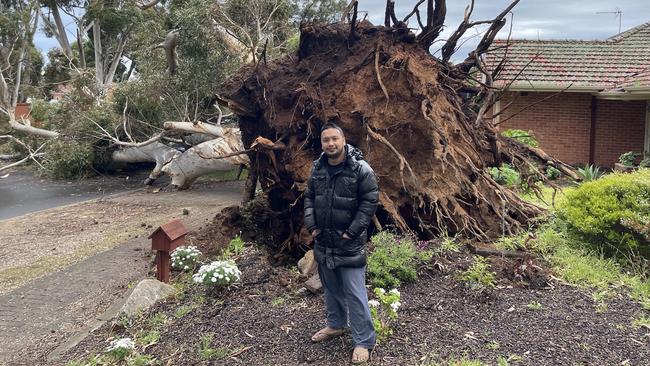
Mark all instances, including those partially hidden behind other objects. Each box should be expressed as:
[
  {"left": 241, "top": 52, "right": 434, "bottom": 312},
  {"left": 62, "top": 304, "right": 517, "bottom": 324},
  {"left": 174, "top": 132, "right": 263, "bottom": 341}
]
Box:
[{"left": 0, "top": 169, "right": 154, "bottom": 220}]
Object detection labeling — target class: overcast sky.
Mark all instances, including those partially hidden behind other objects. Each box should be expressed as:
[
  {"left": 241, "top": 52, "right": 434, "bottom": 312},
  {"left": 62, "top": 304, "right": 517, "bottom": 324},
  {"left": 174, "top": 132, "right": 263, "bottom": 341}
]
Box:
[
  {"left": 34, "top": 1, "right": 650, "bottom": 62},
  {"left": 361, "top": 0, "right": 650, "bottom": 60}
]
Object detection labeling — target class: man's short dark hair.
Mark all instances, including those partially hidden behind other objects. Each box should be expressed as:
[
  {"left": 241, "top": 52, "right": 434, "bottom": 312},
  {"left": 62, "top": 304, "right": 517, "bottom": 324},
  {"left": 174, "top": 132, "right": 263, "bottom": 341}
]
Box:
[{"left": 320, "top": 122, "right": 345, "bottom": 136}]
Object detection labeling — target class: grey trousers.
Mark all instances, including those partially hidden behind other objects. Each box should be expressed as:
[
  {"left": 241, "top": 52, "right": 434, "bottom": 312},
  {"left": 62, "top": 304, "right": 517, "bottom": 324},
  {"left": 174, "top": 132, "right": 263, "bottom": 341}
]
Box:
[{"left": 317, "top": 264, "right": 376, "bottom": 349}]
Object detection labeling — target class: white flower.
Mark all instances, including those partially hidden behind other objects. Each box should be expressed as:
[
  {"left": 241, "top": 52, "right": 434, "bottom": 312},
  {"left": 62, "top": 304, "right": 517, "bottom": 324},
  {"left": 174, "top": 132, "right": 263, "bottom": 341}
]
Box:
[
  {"left": 211, "top": 277, "right": 217, "bottom": 283},
  {"left": 184, "top": 265, "right": 189, "bottom": 270},
  {"left": 377, "top": 288, "right": 386, "bottom": 295},
  {"left": 106, "top": 337, "right": 135, "bottom": 352},
  {"left": 389, "top": 289, "right": 400, "bottom": 296},
  {"left": 368, "top": 300, "right": 380, "bottom": 308},
  {"left": 390, "top": 301, "right": 401, "bottom": 312}
]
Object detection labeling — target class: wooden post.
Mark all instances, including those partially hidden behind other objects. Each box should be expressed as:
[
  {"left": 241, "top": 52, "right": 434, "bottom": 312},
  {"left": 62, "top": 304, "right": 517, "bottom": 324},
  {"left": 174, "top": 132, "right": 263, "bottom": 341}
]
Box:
[
  {"left": 148, "top": 219, "right": 188, "bottom": 283},
  {"left": 156, "top": 251, "right": 171, "bottom": 283}
]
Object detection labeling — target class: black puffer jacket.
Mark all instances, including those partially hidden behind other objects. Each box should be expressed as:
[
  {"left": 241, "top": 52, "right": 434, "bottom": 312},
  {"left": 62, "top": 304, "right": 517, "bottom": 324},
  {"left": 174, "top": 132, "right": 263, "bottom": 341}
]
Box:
[{"left": 304, "top": 144, "right": 379, "bottom": 269}]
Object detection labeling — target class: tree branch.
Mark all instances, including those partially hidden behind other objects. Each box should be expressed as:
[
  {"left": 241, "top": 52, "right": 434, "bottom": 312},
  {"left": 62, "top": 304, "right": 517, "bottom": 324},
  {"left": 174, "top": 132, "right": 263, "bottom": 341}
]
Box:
[
  {"left": 136, "top": 0, "right": 162, "bottom": 10},
  {"left": 402, "top": 0, "right": 426, "bottom": 24},
  {"left": 163, "top": 121, "right": 225, "bottom": 138},
  {"left": 417, "top": 0, "right": 446, "bottom": 50},
  {"left": 0, "top": 135, "right": 48, "bottom": 172}
]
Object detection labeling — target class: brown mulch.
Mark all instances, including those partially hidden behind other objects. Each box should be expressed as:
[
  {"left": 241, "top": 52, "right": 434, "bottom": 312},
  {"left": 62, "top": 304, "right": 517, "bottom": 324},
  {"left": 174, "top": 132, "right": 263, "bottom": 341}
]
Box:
[{"left": 60, "top": 243, "right": 649, "bottom": 366}]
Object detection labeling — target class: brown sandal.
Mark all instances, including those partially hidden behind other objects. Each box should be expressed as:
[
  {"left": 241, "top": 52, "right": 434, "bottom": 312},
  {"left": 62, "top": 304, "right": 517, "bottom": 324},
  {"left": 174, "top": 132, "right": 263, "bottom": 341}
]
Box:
[
  {"left": 351, "top": 347, "right": 369, "bottom": 364},
  {"left": 311, "top": 327, "right": 346, "bottom": 342}
]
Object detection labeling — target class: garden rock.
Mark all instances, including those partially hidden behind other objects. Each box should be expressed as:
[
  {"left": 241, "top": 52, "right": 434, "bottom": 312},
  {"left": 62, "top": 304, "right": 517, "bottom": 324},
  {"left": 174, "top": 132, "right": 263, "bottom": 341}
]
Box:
[
  {"left": 297, "top": 250, "right": 317, "bottom": 276},
  {"left": 614, "top": 163, "right": 636, "bottom": 173},
  {"left": 304, "top": 272, "right": 322, "bottom": 294},
  {"left": 119, "top": 279, "right": 176, "bottom": 317}
]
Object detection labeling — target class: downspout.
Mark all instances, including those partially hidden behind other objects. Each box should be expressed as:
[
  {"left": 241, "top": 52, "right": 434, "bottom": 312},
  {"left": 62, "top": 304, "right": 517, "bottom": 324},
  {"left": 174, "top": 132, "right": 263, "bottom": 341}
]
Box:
[
  {"left": 589, "top": 96, "right": 597, "bottom": 165},
  {"left": 643, "top": 100, "right": 650, "bottom": 159}
]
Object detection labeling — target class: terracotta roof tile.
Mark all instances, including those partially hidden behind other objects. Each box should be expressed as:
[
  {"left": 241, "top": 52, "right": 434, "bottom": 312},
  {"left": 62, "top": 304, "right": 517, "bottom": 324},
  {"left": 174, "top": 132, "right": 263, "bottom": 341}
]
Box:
[{"left": 485, "top": 21, "right": 650, "bottom": 89}]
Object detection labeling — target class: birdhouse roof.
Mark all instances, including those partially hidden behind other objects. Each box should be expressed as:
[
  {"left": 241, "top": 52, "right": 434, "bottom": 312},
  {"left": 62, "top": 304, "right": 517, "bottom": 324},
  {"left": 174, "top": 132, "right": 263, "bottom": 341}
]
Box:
[{"left": 148, "top": 219, "right": 188, "bottom": 241}]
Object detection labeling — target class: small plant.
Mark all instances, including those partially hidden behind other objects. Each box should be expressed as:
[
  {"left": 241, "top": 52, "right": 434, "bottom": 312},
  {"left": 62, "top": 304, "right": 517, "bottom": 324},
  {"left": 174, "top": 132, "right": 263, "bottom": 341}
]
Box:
[
  {"left": 458, "top": 256, "right": 496, "bottom": 292},
  {"left": 576, "top": 164, "right": 603, "bottom": 182},
  {"left": 193, "top": 260, "right": 241, "bottom": 287},
  {"left": 65, "top": 355, "right": 105, "bottom": 366},
  {"left": 104, "top": 337, "right": 135, "bottom": 361},
  {"left": 431, "top": 234, "right": 460, "bottom": 257},
  {"left": 526, "top": 301, "right": 543, "bottom": 311},
  {"left": 127, "top": 353, "right": 158, "bottom": 366},
  {"left": 115, "top": 313, "right": 131, "bottom": 328},
  {"left": 198, "top": 334, "right": 218, "bottom": 359},
  {"left": 592, "top": 290, "right": 611, "bottom": 314},
  {"left": 369, "top": 288, "right": 401, "bottom": 342},
  {"left": 501, "top": 129, "right": 539, "bottom": 147},
  {"left": 368, "top": 231, "right": 432, "bottom": 288},
  {"left": 486, "top": 340, "right": 501, "bottom": 350},
  {"left": 619, "top": 151, "right": 640, "bottom": 167},
  {"left": 488, "top": 164, "right": 521, "bottom": 187},
  {"left": 631, "top": 314, "right": 650, "bottom": 329},
  {"left": 174, "top": 304, "right": 196, "bottom": 319},
  {"left": 197, "top": 334, "right": 233, "bottom": 360},
  {"left": 545, "top": 165, "right": 561, "bottom": 180},
  {"left": 136, "top": 330, "right": 160, "bottom": 346},
  {"left": 271, "top": 296, "right": 286, "bottom": 307},
  {"left": 220, "top": 235, "right": 245, "bottom": 259},
  {"left": 444, "top": 358, "right": 487, "bottom": 366},
  {"left": 171, "top": 246, "right": 202, "bottom": 271},
  {"left": 147, "top": 312, "right": 167, "bottom": 328}
]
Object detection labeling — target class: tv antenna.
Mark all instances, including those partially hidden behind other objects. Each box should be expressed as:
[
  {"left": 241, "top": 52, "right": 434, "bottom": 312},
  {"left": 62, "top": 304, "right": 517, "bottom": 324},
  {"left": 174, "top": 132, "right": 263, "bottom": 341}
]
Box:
[{"left": 597, "top": 8, "right": 622, "bottom": 34}]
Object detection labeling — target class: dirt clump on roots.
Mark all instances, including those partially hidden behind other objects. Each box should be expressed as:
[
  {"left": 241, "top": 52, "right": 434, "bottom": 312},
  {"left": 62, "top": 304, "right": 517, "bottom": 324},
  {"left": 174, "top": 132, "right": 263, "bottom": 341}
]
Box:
[{"left": 218, "top": 18, "right": 571, "bottom": 255}]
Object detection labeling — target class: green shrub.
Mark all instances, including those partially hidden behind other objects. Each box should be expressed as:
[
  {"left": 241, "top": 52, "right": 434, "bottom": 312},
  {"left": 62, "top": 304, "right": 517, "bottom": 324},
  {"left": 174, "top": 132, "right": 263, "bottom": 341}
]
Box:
[
  {"left": 545, "top": 165, "right": 561, "bottom": 180},
  {"left": 501, "top": 129, "right": 539, "bottom": 147},
  {"left": 619, "top": 151, "right": 640, "bottom": 167},
  {"left": 29, "top": 99, "right": 58, "bottom": 122},
  {"left": 576, "top": 164, "right": 603, "bottom": 182},
  {"left": 41, "top": 140, "right": 94, "bottom": 179},
  {"left": 639, "top": 157, "right": 650, "bottom": 168},
  {"left": 557, "top": 169, "right": 650, "bottom": 261},
  {"left": 367, "top": 231, "right": 432, "bottom": 288},
  {"left": 458, "top": 256, "right": 496, "bottom": 292},
  {"left": 488, "top": 164, "right": 520, "bottom": 187}
]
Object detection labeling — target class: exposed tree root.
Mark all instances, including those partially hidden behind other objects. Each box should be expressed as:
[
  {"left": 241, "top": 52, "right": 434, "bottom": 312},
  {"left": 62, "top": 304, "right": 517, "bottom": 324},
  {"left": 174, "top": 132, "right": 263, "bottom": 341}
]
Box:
[{"left": 218, "top": 2, "right": 569, "bottom": 255}]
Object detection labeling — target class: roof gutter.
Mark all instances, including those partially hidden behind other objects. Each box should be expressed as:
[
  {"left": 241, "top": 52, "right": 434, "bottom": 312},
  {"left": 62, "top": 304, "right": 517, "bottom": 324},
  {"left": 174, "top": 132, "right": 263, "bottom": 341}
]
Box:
[
  {"left": 503, "top": 84, "right": 602, "bottom": 93},
  {"left": 596, "top": 91, "right": 650, "bottom": 100}
]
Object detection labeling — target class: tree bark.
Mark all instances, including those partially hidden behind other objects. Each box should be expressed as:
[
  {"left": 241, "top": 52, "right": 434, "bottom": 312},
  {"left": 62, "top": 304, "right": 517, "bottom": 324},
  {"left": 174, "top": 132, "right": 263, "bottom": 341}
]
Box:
[
  {"left": 160, "top": 134, "right": 249, "bottom": 189},
  {"left": 112, "top": 142, "right": 181, "bottom": 184},
  {"left": 163, "top": 121, "right": 224, "bottom": 138}
]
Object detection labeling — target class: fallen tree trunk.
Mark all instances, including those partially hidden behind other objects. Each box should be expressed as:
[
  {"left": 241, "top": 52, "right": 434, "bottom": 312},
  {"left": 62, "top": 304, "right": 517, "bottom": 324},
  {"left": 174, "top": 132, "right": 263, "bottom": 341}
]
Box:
[
  {"left": 111, "top": 126, "right": 248, "bottom": 188},
  {"left": 218, "top": 1, "right": 568, "bottom": 255},
  {"left": 161, "top": 132, "right": 249, "bottom": 189},
  {"left": 111, "top": 142, "right": 180, "bottom": 184}
]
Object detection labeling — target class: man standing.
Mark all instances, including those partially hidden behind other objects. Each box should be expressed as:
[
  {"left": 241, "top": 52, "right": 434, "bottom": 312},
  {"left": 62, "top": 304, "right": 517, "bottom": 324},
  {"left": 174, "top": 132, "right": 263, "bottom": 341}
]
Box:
[{"left": 304, "top": 123, "right": 379, "bottom": 364}]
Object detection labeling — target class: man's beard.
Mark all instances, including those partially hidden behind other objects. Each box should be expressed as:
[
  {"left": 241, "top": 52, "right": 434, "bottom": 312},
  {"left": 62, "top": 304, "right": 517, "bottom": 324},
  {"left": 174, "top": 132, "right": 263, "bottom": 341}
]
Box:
[{"left": 324, "top": 147, "right": 344, "bottom": 160}]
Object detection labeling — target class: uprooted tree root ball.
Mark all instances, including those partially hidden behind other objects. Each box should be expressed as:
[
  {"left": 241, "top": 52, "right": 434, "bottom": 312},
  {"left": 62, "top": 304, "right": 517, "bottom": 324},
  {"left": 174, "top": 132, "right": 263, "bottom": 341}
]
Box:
[{"left": 217, "top": 1, "right": 574, "bottom": 255}]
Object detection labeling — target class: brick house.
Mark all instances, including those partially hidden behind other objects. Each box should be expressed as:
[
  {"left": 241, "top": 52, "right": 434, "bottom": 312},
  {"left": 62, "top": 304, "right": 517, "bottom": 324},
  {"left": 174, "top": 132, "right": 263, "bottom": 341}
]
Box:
[{"left": 485, "top": 21, "right": 650, "bottom": 166}]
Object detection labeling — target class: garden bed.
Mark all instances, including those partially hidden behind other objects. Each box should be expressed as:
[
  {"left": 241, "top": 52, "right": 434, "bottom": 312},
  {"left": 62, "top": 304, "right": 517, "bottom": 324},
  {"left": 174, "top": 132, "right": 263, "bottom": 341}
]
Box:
[{"left": 61, "top": 242, "right": 649, "bottom": 365}]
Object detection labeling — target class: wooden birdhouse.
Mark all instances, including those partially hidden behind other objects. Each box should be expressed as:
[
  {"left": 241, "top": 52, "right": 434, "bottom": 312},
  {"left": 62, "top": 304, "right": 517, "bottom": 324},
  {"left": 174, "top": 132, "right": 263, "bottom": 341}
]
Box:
[
  {"left": 149, "top": 219, "right": 188, "bottom": 252},
  {"left": 149, "top": 219, "right": 188, "bottom": 283}
]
